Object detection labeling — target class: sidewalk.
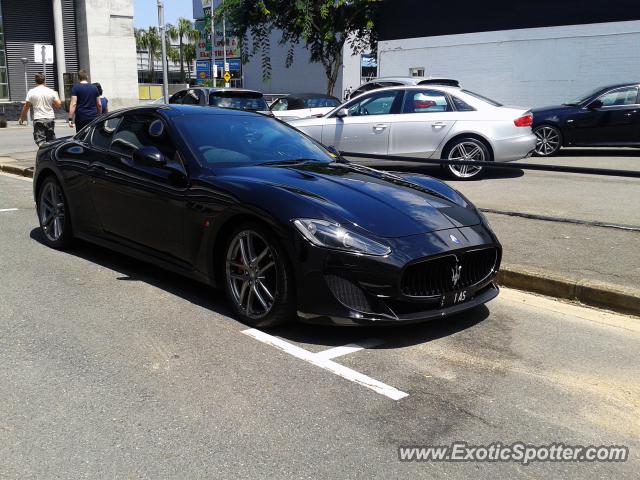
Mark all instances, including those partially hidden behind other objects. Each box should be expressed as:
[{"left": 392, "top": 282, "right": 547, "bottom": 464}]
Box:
[{"left": 0, "top": 152, "right": 638, "bottom": 317}]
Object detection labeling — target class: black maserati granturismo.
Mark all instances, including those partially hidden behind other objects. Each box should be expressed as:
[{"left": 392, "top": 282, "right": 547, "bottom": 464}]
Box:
[
  {"left": 33, "top": 105, "right": 501, "bottom": 327},
  {"left": 532, "top": 82, "right": 640, "bottom": 156}
]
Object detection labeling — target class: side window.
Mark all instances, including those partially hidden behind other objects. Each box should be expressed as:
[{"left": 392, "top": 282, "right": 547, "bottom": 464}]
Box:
[
  {"left": 169, "top": 91, "right": 186, "bottom": 104},
  {"left": 181, "top": 89, "right": 204, "bottom": 105},
  {"left": 110, "top": 113, "right": 177, "bottom": 161},
  {"left": 346, "top": 91, "right": 401, "bottom": 117},
  {"left": 402, "top": 89, "right": 452, "bottom": 113},
  {"left": 451, "top": 96, "right": 475, "bottom": 112},
  {"left": 91, "top": 116, "right": 123, "bottom": 149},
  {"left": 597, "top": 87, "right": 639, "bottom": 107},
  {"left": 271, "top": 98, "right": 289, "bottom": 111}
]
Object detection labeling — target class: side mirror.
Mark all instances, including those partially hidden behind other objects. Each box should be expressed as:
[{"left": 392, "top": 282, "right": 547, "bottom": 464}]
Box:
[
  {"left": 588, "top": 99, "right": 603, "bottom": 110},
  {"left": 133, "top": 146, "right": 166, "bottom": 167},
  {"left": 335, "top": 108, "right": 349, "bottom": 118}
]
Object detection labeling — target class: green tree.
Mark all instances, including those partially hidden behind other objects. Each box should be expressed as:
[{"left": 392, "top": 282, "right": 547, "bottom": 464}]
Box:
[
  {"left": 135, "top": 27, "right": 161, "bottom": 83},
  {"left": 167, "top": 17, "right": 199, "bottom": 82},
  {"left": 217, "top": 0, "right": 380, "bottom": 95}
]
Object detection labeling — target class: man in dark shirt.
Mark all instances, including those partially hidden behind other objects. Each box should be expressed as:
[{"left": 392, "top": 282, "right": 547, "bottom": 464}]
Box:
[{"left": 68, "top": 69, "right": 102, "bottom": 132}]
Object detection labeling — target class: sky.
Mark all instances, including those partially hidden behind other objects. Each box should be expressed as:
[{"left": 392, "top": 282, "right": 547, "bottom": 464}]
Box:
[{"left": 134, "top": 0, "right": 195, "bottom": 28}]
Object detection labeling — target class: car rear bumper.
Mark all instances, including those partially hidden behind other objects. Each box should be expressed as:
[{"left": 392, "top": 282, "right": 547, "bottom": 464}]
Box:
[{"left": 492, "top": 133, "right": 537, "bottom": 162}]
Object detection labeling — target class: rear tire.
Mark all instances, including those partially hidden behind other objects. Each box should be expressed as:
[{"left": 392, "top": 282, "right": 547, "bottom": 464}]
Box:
[
  {"left": 443, "top": 137, "right": 489, "bottom": 180},
  {"left": 36, "top": 176, "right": 73, "bottom": 249},
  {"left": 534, "top": 125, "right": 562, "bottom": 156},
  {"left": 222, "top": 222, "right": 295, "bottom": 328}
]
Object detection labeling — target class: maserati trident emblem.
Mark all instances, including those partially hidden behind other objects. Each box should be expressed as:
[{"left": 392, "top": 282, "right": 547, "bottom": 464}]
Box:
[
  {"left": 449, "top": 234, "right": 460, "bottom": 244},
  {"left": 451, "top": 264, "right": 462, "bottom": 287}
]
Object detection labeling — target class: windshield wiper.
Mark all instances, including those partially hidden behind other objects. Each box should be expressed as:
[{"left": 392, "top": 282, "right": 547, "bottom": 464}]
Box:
[{"left": 255, "top": 158, "right": 319, "bottom": 167}]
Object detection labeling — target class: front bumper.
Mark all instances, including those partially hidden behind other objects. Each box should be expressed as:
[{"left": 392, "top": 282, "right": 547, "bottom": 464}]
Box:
[{"left": 292, "top": 224, "right": 501, "bottom": 326}]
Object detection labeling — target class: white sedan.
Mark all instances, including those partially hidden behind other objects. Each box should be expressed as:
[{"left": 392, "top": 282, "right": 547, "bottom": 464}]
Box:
[{"left": 289, "top": 86, "right": 537, "bottom": 179}]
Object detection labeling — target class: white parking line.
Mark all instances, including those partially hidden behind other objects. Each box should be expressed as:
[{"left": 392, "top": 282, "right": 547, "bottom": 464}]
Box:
[
  {"left": 315, "top": 338, "right": 384, "bottom": 360},
  {"left": 0, "top": 208, "right": 18, "bottom": 212},
  {"left": 243, "top": 328, "right": 408, "bottom": 401}
]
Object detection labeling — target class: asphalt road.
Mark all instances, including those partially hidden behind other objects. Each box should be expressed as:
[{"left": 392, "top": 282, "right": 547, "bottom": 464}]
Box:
[{"left": 1, "top": 172, "right": 639, "bottom": 479}]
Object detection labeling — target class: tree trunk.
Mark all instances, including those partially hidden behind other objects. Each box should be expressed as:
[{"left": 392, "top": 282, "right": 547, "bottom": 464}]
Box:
[
  {"left": 179, "top": 37, "right": 184, "bottom": 82},
  {"left": 149, "top": 49, "right": 155, "bottom": 83},
  {"left": 325, "top": 47, "right": 343, "bottom": 96}
]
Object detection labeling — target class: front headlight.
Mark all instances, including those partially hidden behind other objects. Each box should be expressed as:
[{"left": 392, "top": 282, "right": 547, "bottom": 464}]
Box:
[{"left": 293, "top": 219, "right": 391, "bottom": 256}]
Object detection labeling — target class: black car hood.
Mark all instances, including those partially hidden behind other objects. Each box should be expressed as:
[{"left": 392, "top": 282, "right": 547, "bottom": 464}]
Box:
[
  {"left": 216, "top": 163, "right": 481, "bottom": 238},
  {"left": 532, "top": 104, "right": 577, "bottom": 115}
]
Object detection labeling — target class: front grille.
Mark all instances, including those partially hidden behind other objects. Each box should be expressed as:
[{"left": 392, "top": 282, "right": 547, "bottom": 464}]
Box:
[{"left": 401, "top": 248, "right": 498, "bottom": 297}]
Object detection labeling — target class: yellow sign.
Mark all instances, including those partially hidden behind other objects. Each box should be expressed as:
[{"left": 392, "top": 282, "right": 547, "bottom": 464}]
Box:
[{"left": 223, "top": 71, "right": 231, "bottom": 82}]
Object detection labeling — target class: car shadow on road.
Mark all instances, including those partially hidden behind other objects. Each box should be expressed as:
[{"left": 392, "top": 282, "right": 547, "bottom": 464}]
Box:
[
  {"left": 29, "top": 228, "right": 233, "bottom": 319},
  {"left": 30, "top": 228, "right": 490, "bottom": 350},
  {"left": 271, "top": 306, "right": 490, "bottom": 350},
  {"left": 356, "top": 161, "right": 525, "bottom": 180}
]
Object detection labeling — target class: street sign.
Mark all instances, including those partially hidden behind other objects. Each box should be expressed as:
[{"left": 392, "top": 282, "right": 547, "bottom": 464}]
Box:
[
  {"left": 34, "top": 44, "right": 54, "bottom": 64},
  {"left": 223, "top": 71, "right": 231, "bottom": 82},
  {"left": 196, "top": 60, "right": 211, "bottom": 85}
]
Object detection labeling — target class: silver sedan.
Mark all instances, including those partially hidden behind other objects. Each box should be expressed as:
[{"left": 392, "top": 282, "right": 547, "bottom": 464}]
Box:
[{"left": 289, "top": 86, "right": 537, "bottom": 179}]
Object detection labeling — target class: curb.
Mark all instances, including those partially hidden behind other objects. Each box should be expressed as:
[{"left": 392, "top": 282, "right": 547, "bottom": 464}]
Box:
[
  {"left": 497, "top": 265, "right": 640, "bottom": 317},
  {"left": 0, "top": 163, "right": 33, "bottom": 178}
]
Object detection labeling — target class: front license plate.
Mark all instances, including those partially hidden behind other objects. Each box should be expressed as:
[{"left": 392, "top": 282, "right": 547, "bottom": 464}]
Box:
[{"left": 441, "top": 289, "right": 473, "bottom": 308}]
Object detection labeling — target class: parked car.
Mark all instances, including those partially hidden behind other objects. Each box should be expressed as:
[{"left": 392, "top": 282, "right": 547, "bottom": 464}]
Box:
[
  {"left": 270, "top": 93, "right": 341, "bottom": 120},
  {"left": 169, "top": 87, "right": 272, "bottom": 116},
  {"left": 33, "top": 105, "right": 502, "bottom": 327},
  {"left": 532, "top": 83, "right": 640, "bottom": 156},
  {"left": 349, "top": 76, "right": 460, "bottom": 99},
  {"left": 289, "top": 85, "right": 537, "bottom": 179}
]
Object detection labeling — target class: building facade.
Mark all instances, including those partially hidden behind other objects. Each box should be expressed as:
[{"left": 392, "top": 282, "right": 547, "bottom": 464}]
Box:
[
  {"left": 0, "top": 0, "right": 138, "bottom": 117},
  {"left": 374, "top": 0, "right": 640, "bottom": 106}
]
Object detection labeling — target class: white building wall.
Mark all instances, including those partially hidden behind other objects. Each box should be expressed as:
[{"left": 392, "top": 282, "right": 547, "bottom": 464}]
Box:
[
  {"left": 76, "top": 0, "right": 138, "bottom": 108},
  {"left": 377, "top": 21, "right": 640, "bottom": 107}
]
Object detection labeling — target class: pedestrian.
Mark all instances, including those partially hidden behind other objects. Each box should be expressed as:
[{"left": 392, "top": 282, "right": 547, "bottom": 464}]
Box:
[
  {"left": 93, "top": 82, "right": 108, "bottom": 115},
  {"left": 18, "top": 73, "right": 62, "bottom": 147},
  {"left": 68, "top": 69, "right": 101, "bottom": 132}
]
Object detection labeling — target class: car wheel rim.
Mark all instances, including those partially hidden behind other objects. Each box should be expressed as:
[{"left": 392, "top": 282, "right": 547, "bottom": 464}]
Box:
[
  {"left": 448, "top": 141, "right": 484, "bottom": 178},
  {"left": 535, "top": 126, "right": 560, "bottom": 155},
  {"left": 226, "top": 230, "right": 277, "bottom": 319},
  {"left": 39, "top": 182, "right": 65, "bottom": 242}
]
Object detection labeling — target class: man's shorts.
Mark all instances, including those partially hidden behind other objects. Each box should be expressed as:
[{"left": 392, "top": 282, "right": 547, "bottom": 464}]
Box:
[{"left": 33, "top": 119, "right": 56, "bottom": 147}]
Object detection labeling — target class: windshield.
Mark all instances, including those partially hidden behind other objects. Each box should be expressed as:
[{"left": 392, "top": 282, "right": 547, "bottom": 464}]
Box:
[
  {"left": 208, "top": 92, "right": 269, "bottom": 112},
  {"left": 461, "top": 89, "right": 502, "bottom": 107},
  {"left": 565, "top": 87, "right": 606, "bottom": 105},
  {"left": 174, "top": 114, "right": 333, "bottom": 169}
]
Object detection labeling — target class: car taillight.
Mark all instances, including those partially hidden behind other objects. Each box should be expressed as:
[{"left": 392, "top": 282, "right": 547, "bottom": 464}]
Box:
[{"left": 514, "top": 113, "right": 533, "bottom": 127}]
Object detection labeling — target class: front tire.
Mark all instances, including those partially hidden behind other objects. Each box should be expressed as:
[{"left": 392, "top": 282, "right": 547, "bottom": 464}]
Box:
[
  {"left": 37, "top": 176, "right": 73, "bottom": 249},
  {"left": 534, "top": 125, "right": 562, "bottom": 156},
  {"left": 444, "top": 138, "right": 489, "bottom": 180},
  {"left": 223, "top": 222, "right": 295, "bottom": 328}
]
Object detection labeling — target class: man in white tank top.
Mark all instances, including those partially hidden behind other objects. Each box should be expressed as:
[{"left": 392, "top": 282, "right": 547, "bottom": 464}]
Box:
[{"left": 18, "top": 73, "right": 62, "bottom": 147}]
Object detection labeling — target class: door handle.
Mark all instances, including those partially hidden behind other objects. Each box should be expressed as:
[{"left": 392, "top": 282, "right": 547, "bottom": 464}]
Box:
[
  {"left": 91, "top": 165, "right": 108, "bottom": 176},
  {"left": 433, "top": 122, "right": 447, "bottom": 129},
  {"left": 624, "top": 110, "right": 638, "bottom": 117},
  {"left": 373, "top": 124, "right": 388, "bottom": 131}
]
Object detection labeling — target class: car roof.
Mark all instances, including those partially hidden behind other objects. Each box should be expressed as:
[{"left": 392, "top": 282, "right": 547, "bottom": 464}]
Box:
[
  {"left": 361, "top": 76, "right": 459, "bottom": 86},
  {"left": 178, "top": 87, "right": 264, "bottom": 95}
]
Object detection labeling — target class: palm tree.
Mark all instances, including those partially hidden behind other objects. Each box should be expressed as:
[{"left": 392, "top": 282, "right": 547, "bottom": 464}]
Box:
[
  {"left": 168, "top": 17, "right": 199, "bottom": 82},
  {"left": 143, "top": 27, "right": 161, "bottom": 83}
]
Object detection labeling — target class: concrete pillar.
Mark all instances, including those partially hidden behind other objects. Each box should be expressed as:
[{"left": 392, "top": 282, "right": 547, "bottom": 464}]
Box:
[{"left": 52, "top": 0, "right": 66, "bottom": 100}]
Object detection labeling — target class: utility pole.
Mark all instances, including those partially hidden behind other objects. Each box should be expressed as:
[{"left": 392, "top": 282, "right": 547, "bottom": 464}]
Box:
[
  {"left": 21, "top": 58, "right": 30, "bottom": 125},
  {"left": 157, "top": 0, "right": 170, "bottom": 103},
  {"left": 41, "top": 45, "right": 46, "bottom": 81},
  {"left": 222, "top": 0, "right": 229, "bottom": 87},
  {"left": 210, "top": 1, "right": 216, "bottom": 87}
]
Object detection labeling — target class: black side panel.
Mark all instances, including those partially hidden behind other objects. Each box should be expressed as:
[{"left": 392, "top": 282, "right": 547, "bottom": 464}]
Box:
[
  {"left": 376, "top": 0, "right": 640, "bottom": 41},
  {"left": 2, "top": 0, "right": 55, "bottom": 100}
]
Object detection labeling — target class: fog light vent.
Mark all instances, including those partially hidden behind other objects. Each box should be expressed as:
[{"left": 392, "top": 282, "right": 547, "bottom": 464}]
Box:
[{"left": 325, "top": 274, "right": 373, "bottom": 313}]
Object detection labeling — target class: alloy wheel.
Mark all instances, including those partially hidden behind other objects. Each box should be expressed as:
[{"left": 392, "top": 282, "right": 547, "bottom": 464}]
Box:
[
  {"left": 447, "top": 141, "right": 485, "bottom": 178},
  {"left": 534, "top": 126, "right": 560, "bottom": 156},
  {"left": 225, "top": 230, "right": 278, "bottom": 320},
  {"left": 39, "top": 181, "right": 66, "bottom": 242}
]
